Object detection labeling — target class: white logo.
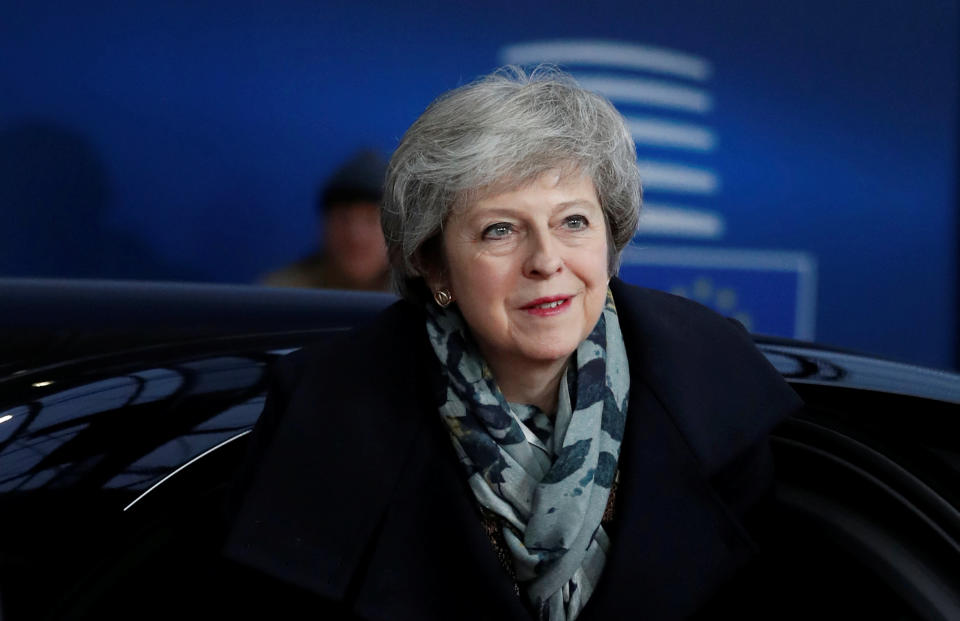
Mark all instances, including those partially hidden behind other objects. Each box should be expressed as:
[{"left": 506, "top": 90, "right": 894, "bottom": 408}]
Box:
[{"left": 500, "top": 39, "right": 724, "bottom": 240}]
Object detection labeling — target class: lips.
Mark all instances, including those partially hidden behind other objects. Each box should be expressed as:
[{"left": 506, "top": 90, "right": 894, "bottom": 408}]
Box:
[
  {"left": 520, "top": 295, "right": 573, "bottom": 316},
  {"left": 521, "top": 295, "right": 570, "bottom": 309}
]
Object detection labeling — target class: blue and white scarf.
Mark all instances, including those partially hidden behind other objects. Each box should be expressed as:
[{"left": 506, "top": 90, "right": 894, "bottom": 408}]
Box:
[{"left": 426, "top": 290, "right": 629, "bottom": 621}]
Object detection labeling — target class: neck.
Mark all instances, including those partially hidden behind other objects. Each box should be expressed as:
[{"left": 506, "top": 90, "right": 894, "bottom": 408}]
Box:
[{"left": 483, "top": 353, "right": 570, "bottom": 414}]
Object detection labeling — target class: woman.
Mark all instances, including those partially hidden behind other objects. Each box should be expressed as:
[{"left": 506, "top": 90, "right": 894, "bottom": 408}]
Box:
[{"left": 226, "top": 67, "right": 802, "bottom": 620}]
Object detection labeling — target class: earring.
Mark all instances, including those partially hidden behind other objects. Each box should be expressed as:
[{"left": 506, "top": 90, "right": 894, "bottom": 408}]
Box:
[{"left": 433, "top": 288, "right": 453, "bottom": 308}]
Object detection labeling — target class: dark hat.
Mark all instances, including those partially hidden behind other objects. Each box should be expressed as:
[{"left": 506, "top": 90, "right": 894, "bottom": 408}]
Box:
[{"left": 318, "top": 149, "right": 388, "bottom": 210}]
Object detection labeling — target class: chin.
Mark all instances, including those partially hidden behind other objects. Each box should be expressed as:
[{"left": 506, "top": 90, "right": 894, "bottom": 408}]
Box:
[{"left": 522, "top": 341, "right": 580, "bottom": 364}]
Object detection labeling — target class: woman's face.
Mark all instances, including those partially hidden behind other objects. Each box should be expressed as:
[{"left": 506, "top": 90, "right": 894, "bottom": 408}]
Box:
[{"left": 438, "top": 170, "right": 610, "bottom": 379}]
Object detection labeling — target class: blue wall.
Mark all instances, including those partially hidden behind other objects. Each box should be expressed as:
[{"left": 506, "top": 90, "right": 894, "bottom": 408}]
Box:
[{"left": 1, "top": 0, "right": 956, "bottom": 369}]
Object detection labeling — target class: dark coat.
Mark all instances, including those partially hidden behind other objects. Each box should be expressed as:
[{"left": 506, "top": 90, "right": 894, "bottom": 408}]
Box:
[{"left": 224, "top": 279, "right": 803, "bottom": 620}]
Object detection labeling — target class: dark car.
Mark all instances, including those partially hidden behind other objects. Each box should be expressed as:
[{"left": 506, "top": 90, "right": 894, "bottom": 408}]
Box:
[{"left": 1, "top": 279, "right": 959, "bottom": 620}]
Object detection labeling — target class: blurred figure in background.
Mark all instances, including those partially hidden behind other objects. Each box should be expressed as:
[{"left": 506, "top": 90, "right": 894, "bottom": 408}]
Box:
[{"left": 262, "top": 149, "right": 390, "bottom": 291}]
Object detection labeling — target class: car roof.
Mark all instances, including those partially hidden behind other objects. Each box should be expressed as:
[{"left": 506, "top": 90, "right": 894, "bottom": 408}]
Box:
[{"left": 2, "top": 278, "right": 958, "bottom": 403}]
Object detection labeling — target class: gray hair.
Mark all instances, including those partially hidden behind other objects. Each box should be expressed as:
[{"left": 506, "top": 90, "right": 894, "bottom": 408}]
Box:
[{"left": 382, "top": 66, "right": 642, "bottom": 303}]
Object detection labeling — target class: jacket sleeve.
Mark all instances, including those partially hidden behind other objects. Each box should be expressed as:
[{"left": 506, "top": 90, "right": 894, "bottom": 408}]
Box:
[
  {"left": 221, "top": 300, "right": 438, "bottom": 604},
  {"left": 707, "top": 317, "right": 797, "bottom": 526}
]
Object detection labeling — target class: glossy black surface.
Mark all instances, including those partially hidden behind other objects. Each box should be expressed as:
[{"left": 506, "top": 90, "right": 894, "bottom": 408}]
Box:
[{"left": 1, "top": 279, "right": 959, "bottom": 619}]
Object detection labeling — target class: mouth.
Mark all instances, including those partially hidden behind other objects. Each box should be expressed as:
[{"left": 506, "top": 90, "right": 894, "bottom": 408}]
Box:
[{"left": 521, "top": 295, "right": 573, "bottom": 315}]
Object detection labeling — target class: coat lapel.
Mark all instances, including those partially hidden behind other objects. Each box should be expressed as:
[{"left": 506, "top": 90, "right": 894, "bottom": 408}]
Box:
[
  {"left": 578, "top": 380, "right": 755, "bottom": 620},
  {"left": 349, "top": 404, "right": 532, "bottom": 621}
]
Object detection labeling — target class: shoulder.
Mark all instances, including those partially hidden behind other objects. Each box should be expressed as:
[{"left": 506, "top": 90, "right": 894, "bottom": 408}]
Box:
[
  {"left": 610, "top": 277, "right": 748, "bottom": 342},
  {"left": 609, "top": 277, "right": 768, "bottom": 378},
  {"left": 238, "top": 298, "right": 438, "bottom": 499},
  {"left": 276, "top": 297, "right": 436, "bottom": 411},
  {"left": 292, "top": 295, "right": 428, "bottom": 364},
  {"left": 610, "top": 278, "right": 803, "bottom": 473},
  {"left": 226, "top": 299, "right": 441, "bottom": 596},
  {"left": 259, "top": 252, "right": 328, "bottom": 288}
]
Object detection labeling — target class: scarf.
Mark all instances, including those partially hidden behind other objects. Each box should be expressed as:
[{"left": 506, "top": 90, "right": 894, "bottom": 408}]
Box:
[{"left": 425, "top": 290, "right": 629, "bottom": 621}]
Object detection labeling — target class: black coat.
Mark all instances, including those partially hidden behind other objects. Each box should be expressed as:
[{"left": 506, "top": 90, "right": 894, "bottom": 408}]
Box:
[{"left": 224, "top": 279, "right": 803, "bottom": 620}]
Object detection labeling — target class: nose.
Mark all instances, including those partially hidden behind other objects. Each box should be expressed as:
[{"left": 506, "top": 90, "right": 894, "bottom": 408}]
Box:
[{"left": 522, "top": 228, "right": 563, "bottom": 278}]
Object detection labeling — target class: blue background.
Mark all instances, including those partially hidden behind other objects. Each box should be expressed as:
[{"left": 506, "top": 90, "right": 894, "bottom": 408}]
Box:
[{"left": 1, "top": 0, "right": 956, "bottom": 369}]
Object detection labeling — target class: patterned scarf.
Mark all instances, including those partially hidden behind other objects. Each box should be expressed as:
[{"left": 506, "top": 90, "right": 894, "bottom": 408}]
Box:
[{"left": 425, "top": 290, "right": 629, "bottom": 621}]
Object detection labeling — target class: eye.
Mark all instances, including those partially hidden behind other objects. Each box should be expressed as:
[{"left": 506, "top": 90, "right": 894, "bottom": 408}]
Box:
[
  {"left": 482, "top": 222, "right": 514, "bottom": 239},
  {"left": 563, "top": 215, "right": 589, "bottom": 230}
]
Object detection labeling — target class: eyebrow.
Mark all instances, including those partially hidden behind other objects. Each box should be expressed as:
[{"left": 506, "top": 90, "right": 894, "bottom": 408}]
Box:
[
  {"left": 555, "top": 199, "right": 599, "bottom": 210},
  {"left": 468, "top": 200, "right": 599, "bottom": 220}
]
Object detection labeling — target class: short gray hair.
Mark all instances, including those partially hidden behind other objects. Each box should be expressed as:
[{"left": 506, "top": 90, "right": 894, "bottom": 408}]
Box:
[{"left": 382, "top": 66, "right": 642, "bottom": 303}]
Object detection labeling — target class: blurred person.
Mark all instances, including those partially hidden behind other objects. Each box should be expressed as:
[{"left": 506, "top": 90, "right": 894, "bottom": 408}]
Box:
[
  {"left": 262, "top": 149, "right": 390, "bottom": 290},
  {"left": 227, "top": 68, "right": 802, "bottom": 620}
]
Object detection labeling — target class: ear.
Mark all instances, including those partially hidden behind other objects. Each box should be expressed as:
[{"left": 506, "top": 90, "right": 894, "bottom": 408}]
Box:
[
  {"left": 422, "top": 264, "right": 448, "bottom": 295},
  {"left": 414, "top": 236, "right": 448, "bottom": 294}
]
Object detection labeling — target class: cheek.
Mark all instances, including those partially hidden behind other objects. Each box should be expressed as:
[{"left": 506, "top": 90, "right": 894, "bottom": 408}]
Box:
[
  {"left": 578, "top": 240, "right": 611, "bottom": 284},
  {"left": 451, "top": 270, "right": 509, "bottom": 350},
  {"left": 447, "top": 257, "right": 513, "bottom": 330},
  {"left": 581, "top": 249, "right": 611, "bottom": 317},
  {"left": 449, "top": 256, "right": 500, "bottom": 303}
]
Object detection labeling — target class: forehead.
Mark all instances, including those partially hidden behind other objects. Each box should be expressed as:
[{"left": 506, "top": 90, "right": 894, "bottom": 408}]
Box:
[{"left": 452, "top": 168, "right": 599, "bottom": 216}]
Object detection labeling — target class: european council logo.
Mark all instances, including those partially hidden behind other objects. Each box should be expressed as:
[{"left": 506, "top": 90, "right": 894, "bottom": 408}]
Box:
[
  {"left": 500, "top": 40, "right": 817, "bottom": 340},
  {"left": 619, "top": 246, "right": 817, "bottom": 340}
]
